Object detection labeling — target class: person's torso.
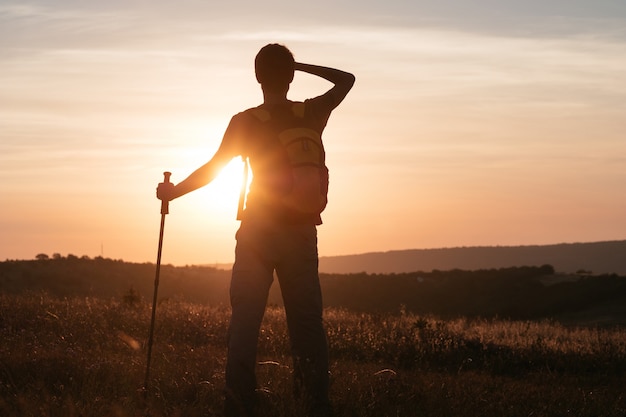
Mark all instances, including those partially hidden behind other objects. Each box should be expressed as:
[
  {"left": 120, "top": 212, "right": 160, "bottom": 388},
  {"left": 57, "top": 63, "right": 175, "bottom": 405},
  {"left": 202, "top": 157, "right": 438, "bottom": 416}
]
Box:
[{"left": 240, "top": 100, "right": 328, "bottom": 225}]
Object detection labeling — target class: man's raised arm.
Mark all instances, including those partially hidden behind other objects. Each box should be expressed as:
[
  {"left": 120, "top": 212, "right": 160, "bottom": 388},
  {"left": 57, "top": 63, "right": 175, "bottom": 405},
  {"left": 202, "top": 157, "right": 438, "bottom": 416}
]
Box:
[{"left": 295, "top": 62, "right": 355, "bottom": 108}]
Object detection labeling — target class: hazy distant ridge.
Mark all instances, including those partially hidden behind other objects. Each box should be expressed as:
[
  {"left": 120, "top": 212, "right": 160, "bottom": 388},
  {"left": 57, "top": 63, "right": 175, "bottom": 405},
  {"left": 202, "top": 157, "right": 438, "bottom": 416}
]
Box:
[{"left": 319, "top": 240, "right": 626, "bottom": 275}]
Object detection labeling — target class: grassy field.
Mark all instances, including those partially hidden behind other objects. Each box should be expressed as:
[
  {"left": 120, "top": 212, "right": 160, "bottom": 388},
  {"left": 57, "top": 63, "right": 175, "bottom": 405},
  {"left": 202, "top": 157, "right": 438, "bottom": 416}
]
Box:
[{"left": 1, "top": 293, "right": 625, "bottom": 417}]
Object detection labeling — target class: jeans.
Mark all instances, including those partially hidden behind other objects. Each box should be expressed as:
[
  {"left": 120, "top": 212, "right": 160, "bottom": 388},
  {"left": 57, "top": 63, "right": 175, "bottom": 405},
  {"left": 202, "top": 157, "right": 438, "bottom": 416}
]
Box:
[{"left": 224, "top": 220, "right": 331, "bottom": 417}]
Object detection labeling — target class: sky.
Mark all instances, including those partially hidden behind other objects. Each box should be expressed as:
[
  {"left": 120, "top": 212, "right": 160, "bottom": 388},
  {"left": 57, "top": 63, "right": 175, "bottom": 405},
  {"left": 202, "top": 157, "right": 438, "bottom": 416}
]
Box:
[{"left": 2, "top": 0, "right": 626, "bottom": 265}]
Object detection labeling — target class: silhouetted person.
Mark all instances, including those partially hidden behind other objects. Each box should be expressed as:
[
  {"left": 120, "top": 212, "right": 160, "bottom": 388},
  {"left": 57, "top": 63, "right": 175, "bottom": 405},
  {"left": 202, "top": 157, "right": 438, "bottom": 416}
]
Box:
[{"left": 157, "top": 43, "right": 354, "bottom": 416}]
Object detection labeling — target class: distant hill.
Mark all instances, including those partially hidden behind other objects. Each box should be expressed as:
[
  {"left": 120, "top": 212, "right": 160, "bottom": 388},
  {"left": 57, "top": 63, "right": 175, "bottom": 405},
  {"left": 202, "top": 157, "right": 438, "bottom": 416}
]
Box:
[{"left": 318, "top": 240, "right": 626, "bottom": 275}]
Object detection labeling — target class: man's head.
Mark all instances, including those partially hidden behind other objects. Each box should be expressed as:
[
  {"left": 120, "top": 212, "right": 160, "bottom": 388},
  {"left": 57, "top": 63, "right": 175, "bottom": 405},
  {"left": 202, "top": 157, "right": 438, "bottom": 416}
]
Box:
[{"left": 255, "top": 44, "right": 295, "bottom": 92}]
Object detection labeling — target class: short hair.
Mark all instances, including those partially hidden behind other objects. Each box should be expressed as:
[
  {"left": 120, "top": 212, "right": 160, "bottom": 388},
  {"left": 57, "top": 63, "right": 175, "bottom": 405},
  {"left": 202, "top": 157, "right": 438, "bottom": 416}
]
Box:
[{"left": 255, "top": 44, "right": 295, "bottom": 91}]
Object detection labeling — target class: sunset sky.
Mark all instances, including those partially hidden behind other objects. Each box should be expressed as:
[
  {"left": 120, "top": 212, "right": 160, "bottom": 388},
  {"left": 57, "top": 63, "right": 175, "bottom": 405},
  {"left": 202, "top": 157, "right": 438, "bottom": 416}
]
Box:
[{"left": 2, "top": 0, "right": 625, "bottom": 266}]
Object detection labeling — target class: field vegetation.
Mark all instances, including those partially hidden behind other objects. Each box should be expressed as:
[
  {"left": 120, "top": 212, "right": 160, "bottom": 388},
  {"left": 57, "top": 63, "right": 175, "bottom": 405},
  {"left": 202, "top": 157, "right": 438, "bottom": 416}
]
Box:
[{"left": 1, "top": 256, "right": 625, "bottom": 416}]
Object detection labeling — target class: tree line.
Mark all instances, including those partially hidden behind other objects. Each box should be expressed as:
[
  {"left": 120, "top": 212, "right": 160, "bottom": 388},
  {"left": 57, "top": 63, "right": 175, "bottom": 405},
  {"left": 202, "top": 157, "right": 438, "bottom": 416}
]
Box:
[{"left": 1, "top": 255, "right": 625, "bottom": 323}]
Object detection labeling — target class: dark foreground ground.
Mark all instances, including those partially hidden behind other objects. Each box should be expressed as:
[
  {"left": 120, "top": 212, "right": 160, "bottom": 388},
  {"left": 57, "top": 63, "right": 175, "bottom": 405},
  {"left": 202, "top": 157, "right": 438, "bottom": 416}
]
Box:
[{"left": 1, "top": 294, "right": 625, "bottom": 417}]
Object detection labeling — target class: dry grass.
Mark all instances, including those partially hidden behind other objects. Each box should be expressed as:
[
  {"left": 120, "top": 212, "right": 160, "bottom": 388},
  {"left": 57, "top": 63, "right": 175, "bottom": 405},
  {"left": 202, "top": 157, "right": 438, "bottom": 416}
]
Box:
[{"left": 1, "top": 294, "right": 625, "bottom": 416}]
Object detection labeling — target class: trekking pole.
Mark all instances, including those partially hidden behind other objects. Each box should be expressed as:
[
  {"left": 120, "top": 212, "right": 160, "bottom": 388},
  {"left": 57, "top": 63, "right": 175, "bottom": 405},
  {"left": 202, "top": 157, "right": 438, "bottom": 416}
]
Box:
[{"left": 143, "top": 171, "right": 171, "bottom": 396}]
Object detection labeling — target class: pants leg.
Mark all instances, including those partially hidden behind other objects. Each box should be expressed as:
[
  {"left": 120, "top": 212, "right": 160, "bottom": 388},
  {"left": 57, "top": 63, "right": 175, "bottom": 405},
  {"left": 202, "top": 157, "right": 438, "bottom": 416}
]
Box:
[
  {"left": 225, "top": 223, "right": 275, "bottom": 417},
  {"left": 276, "top": 224, "right": 332, "bottom": 416}
]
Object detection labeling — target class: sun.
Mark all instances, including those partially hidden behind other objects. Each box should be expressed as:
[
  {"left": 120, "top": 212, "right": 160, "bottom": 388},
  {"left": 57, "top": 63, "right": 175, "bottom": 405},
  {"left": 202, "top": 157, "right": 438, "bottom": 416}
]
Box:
[
  {"left": 202, "top": 157, "right": 248, "bottom": 213},
  {"left": 164, "top": 144, "right": 252, "bottom": 230}
]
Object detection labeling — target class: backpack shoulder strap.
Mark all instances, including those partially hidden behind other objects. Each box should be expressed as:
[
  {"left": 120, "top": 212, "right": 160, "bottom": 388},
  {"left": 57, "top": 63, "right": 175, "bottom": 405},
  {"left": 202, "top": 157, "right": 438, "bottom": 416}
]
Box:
[
  {"left": 249, "top": 103, "right": 305, "bottom": 122},
  {"left": 292, "top": 102, "right": 305, "bottom": 118},
  {"left": 250, "top": 107, "right": 271, "bottom": 122}
]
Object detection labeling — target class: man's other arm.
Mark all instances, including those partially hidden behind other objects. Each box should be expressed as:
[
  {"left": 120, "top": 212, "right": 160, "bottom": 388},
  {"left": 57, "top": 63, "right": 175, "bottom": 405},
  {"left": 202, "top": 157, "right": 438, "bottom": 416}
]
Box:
[{"left": 157, "top": 116, "right": 243, "bottom": 201}]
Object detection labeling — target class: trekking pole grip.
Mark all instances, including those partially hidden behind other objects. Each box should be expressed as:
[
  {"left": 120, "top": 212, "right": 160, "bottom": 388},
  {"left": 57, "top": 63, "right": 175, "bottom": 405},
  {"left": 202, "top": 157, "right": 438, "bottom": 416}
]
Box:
[{"left": 161, "top": 171, "right": 172, "bottom": 215}]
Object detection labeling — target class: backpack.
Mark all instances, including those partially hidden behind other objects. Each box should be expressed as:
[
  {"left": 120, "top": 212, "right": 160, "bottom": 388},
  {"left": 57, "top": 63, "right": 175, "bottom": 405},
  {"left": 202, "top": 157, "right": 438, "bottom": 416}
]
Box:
[{"left": 237, "top": 102, "right": 329, "bottom": 220}]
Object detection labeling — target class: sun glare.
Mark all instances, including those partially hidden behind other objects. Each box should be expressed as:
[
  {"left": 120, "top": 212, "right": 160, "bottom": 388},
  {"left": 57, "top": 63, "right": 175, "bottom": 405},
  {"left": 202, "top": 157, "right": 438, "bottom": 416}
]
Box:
[{"left": 202, "top": 157, "right": 248, "bottom": 213}]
